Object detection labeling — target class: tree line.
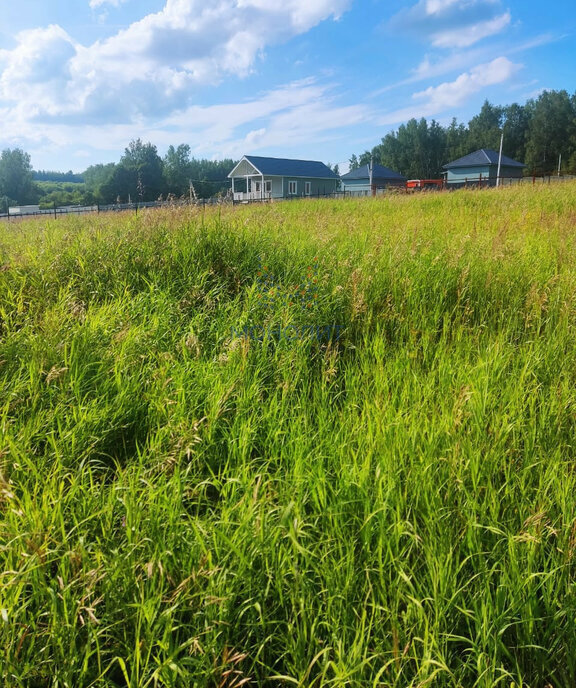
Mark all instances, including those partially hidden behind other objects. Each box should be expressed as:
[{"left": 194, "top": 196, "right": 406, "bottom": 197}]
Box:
[
  {"left": 349, "top": 90, "right": 576, "bottom": 179},
  {"left": 0, "top": 141, "right": 237, "bottom": 211}
]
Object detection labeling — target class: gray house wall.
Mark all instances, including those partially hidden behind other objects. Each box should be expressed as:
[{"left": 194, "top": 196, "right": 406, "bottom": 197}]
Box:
[
  {"left": 446, "top": 165, "right": 524, "bottom": 185},
  {"left": 341, "top": 178, "right": 404, "bottom": 195},
  {"left": 282, "top": 177, "right": 338, "bottom": 197},
  {"left": 247, "top": 176, "right": 338, "bottom": 198}
]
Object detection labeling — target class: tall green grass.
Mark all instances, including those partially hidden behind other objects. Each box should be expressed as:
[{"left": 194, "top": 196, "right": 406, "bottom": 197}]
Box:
[{"left": 1, "top": 184, "right": 576, "bottom": 686}]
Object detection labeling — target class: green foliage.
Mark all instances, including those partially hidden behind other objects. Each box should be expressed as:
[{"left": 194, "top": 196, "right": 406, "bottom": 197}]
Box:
[
  {"left": 326, "top": 162, "right": 340, "bottom": 176},
  {"left": 187, "top": 156, "right": 236, "bottom": 199},
  {"left": 467, "top": 100, "right": 504, "bottom": 151},
  {"left": 2, "top": 184, "right": 576, "bottom": 685},
  {"left": 355, "top": 89, "right": 576, "bottom": 177},
  {"left": 525, "top": 90, "right": 576, "bottom": 175},
  {"left": 366, "top": 117, "right": 447, "bottom": 178},
  {"left": 0, "top": 148, "right": 36, "bottom": 206},
  {"left": 36, "top": 181, "right": 88, "bottom": 209},
  {"left": 0, "top": 194, "right": 16, "bottom": 213},
  {"left": 107, "top": 138, "right": 166, "bottom": 203},
  {"left": 163, "top": 143, "right": 192, "bottom": 197},
  {"left": 33, "top": 170, "right": 84, "bottom": 183},
  {"left": 83, "top": 162, "right": 117, "bottom": 198}
]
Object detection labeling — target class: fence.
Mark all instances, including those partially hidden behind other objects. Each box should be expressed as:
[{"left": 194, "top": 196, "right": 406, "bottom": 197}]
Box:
[
  {"left": 231, "top": 190, "right": 357, "bottom": 204},
  {"left": 2, "top": 175, "right": 575, "bottom": 220},
  {"left": 446, "top": 174, "right": 576, "bottom": 189},
  {"left": 0, "top": 197, "right": 227, "bottom": 221}
]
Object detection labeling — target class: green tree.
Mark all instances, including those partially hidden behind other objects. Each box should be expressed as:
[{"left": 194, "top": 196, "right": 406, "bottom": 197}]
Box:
[
  {"left": 348, "top": 154, "right": 360, "bottom": 171},
  {"left": 444, "top": 118, "right": 468, "bottom": 163},
  {"left": 104, "top": 139, "right": 165, "bottom": 203},
  {"left": 467, "top": 100, "right": 504, "bottom": 152},
  {"left": 427, "top": 119, "right": 447, "bottom": 177},
  {"left": 502, "top": 103, "right": 530, "bottom": 164},
  {"left": 383, "top": 118, "right": 446, "bottom": 178},
  {"left": 83, "top": 163, "right": 117, "bottom": 203},
  {"left": 164, "top": 144, "right": 192, "bottom": 197},
  {"left": 377, "top": 132, "right": 402, "bottom": 174},
  {"left": 187, "top": 158, "right": 236, "bottom": 198},
  {"left": 0, "top": 148, "right": 36, "bottom": 209},
  {"left": 525, "top": 90, "right": 576, "bottom": 175}
]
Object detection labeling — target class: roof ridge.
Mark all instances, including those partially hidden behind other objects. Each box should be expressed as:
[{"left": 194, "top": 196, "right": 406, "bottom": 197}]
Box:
[{"left": 245, "top": 154, "right": 324, "bottom": 165}]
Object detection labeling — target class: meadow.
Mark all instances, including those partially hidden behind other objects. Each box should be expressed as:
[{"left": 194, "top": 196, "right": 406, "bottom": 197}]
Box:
[{"left": 1, "top": 183, "right": 576, "bottom": 687}]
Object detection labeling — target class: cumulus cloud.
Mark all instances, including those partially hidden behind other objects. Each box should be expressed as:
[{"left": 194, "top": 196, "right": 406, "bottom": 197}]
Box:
[
  {"left": 378, "top": 56, "right": 521, "bottom": 124},
  {"left": 0, "top": 25, "right": 77, "bottom": 89},
  {"left": 391, "top": 0, "right": 510, "bottom": 48},
  {"left": 0, "top": 0, "right": 351, "bottom": 125}
]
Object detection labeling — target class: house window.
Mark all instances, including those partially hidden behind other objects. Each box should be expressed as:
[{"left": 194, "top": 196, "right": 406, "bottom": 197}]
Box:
[
  {"left": 265, "top": 180, "right": 272, "bottom": 193},
  {"left": 288, "top": 181, "right": 297, "bottom": 195},
  {"left": 305, "top": 182, "right": 311, "bottom": 195}
]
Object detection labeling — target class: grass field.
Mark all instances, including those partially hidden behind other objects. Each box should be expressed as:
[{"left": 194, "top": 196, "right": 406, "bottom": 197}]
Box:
[{"left": 1, "top": 183, "right": 576, "bottom": 687}]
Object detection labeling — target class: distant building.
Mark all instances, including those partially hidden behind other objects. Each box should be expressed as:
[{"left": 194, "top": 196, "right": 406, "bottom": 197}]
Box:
[
  {"left": 228, "top": 155, "right": 339, "bottom": 201},
  {"left": 340, "top": 163, "right": 406, "bottom": 196},
  {"left": 443, "top": 149, "right": 525, "bottom": 186},
  {"left": 8, "top": 205, "right": 40, "bottom": 215}
]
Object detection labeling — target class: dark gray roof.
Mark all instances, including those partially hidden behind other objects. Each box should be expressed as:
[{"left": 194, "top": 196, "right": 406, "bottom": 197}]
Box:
[
  {"left": 443, "top": 149, "right": 525, "bottom": 169},
  {"left": 341, "top": 163, "right": 406, "bottom": 181},
  {"left": 242, "top": 155, "right": 338, "bottom": 179}
]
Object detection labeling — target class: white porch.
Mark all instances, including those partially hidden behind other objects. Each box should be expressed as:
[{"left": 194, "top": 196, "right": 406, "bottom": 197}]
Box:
[
  {"left": 233, "top": 190, "right": 272, "bottom": 202},
  {"left": 228, "top": 157, "right": 277, "bottom": 201}
]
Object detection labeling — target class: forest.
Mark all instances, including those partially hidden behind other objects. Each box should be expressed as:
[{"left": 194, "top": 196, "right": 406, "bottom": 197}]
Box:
[{"left": 350, "top": 89, "right": 576, "bottom": 179}]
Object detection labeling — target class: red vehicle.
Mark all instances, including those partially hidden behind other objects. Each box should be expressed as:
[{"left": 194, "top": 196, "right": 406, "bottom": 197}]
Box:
[{"left": 406, "top": 179, "right": 444, "bottom": 190}]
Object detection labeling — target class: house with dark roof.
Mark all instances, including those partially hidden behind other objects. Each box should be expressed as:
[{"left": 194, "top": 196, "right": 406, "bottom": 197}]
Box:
[
  {"left": 443, "top": 149, "right": 525, "bottom": 186},
  {"left": 340, "top": 163, "right": 406, "bottom": 196},
  {"left": 228, "top": 155, "right": 339, "bottom": 201}
]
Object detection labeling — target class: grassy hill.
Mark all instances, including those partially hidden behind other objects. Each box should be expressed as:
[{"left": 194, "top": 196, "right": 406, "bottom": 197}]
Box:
[{"left": 1, "top": 185, "right": 576, "bottom": 686}]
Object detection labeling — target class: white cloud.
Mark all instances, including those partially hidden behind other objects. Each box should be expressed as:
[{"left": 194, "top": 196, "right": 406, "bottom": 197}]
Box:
[
  {"left": 378, "top": 56, "right": 521, "bottom": 124},
  {"left": 156, "top": 78, "right": 370, "bottom": 157},
  {"left": 414, "top": 56, "right": 519, "bottom": 106},
  {"left": 0, "top": 0, "right": 351, "bottom": 125},
  {"left": 0, "top": 77, "right": 371, "bottom": 168},
  {"left": 391, "top": 0, "right": 510, "bottom": 48},
  {"left": 432, "top": 12, "right": 510, "bottom": 47},
  {"left": 371, "top": 30, "right": 565, "bottom": 99},
  {"left": 425, "top": 0, "right": 463, "bottom": 15},
  {"left": 412, "top": 50, "right": 480, "bottom": 80}
]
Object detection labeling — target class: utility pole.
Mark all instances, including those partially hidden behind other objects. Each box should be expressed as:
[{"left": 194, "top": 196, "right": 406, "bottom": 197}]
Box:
[
  {"left": 558, "top": 153, "right": 562, "bottom": 177},
  {"left": 369, "top": 154, "right": 374, "bottom": 196},
  {"left": 496, "top": 130, "right": 504, "bottom": 188}
]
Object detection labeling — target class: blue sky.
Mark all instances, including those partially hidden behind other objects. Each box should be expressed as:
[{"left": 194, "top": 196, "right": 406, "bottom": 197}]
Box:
[{"left": 0, "top": 0, "right": 573, "bottom": 172}]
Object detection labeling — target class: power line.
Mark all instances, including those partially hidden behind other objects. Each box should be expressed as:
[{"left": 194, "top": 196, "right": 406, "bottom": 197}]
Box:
[{"left": 189, "top": 178, "right": 231, "bottom": 184}]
